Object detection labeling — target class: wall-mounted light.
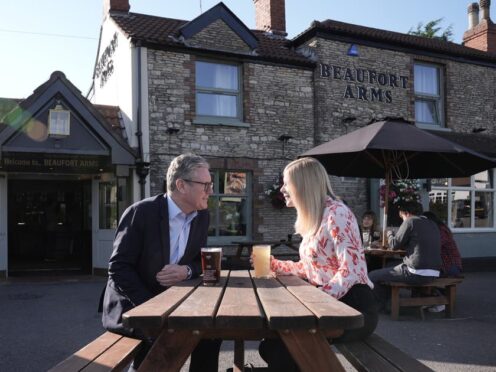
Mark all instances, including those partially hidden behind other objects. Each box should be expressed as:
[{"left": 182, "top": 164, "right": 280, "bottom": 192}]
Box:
[
  {"left": 472, "top": 127, "right": 487, "bottom": 133},
  {"left": 166, "top": 127, "right": 180, "bottom": 135},
  {"left": 278, "top": 135, "right": 293, "bottom": 156}
]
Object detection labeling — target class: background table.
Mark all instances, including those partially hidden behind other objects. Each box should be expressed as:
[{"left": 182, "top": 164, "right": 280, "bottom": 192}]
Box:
[
  {"left": 365, "top": 248, "right": 406, "bottom": 268},
  {"left": 122, "top": 270, "right": 363, "bottom": 372}
]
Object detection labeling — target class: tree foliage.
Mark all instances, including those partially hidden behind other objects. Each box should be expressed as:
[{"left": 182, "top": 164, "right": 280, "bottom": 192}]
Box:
[{"left": 408, "top": 18, "right": 453, "bottom": 42}]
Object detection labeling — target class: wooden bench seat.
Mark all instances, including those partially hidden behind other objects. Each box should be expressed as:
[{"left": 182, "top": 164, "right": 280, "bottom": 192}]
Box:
[
  {"left": 385, "top": 277, "right": 464, "bottom": 320},
  {"left": 49, "top": 331, "right": 142, "bottom": 372},
  {"left": 335, "top": 333, "right": 433, "bottom": 372}
]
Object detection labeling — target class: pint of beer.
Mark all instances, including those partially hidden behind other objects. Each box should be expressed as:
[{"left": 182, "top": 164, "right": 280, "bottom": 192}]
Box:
[
  {"left": 252, "top": 245, "right": 271, "bottom": 278},
  {"left": 201, "top": 247, "right": 222, "bottom": 285}
]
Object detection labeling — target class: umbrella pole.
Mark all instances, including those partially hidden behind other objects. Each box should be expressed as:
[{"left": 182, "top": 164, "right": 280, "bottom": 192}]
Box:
[{"left": 382, "top": 170, "right": 391, "bottom": 248}]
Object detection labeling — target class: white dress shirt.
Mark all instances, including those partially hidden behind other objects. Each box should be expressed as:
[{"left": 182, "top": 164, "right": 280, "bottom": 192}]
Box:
[{"left": 167, "top": 195, "right": 198, "bottom": 264}]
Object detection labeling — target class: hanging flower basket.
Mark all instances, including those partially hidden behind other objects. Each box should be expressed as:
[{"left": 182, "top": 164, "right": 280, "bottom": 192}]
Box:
[
  {"left": 265, "top": 174, "right": 286, "bottom": 209},
  {"left": 380, "top": 179, "right": 421, "bottom": 207}
]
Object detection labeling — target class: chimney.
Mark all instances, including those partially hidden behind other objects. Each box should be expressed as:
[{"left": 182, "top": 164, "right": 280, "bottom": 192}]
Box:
[
  {"left": 463, "top": 0, "right": 496, "bottom": 53},
  {"left": 480, "top": 0, "right": 491, "bottom": 20},
  {"left": 468, "top": 2, "right": 480, "bottom": 29},
  {"left": 253, "top": 0, "right": 287, "bottom": 36},
  {"left": 104, "top": 0, "right": 130, "bottom": 17}
]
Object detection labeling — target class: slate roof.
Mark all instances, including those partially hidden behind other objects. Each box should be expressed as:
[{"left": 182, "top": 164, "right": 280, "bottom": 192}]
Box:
[
  {"left": 293, "top": 19, "right": 496, "bottom": 65},
  {"left": 110, "top": 12, "right": 312, "bottom": 66}
]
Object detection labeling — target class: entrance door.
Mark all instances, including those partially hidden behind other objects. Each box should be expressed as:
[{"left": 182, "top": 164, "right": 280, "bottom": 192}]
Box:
[{"left": 7, "top": 179, "right": 92, "bottom": 275}]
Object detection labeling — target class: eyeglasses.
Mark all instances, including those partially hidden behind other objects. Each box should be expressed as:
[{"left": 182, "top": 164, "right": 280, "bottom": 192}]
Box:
[{"left": 182, "top": 179, "right": 214, "bottom": 192}]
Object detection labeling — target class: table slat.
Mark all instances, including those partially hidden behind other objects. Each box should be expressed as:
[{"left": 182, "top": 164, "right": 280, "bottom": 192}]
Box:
[
  {"left": 216, "top": 270, "right": 265, "bottom": 329},
  {"left": 168, "top": 272, "right": 228, "bottom": 329},
  {"left": 122, "top": 278, "right": 202, "bottom": 330},
  {"left": 252, "top": 272, "right": 315, "bottom": 330},
  {"left": 277, "top": 275, "right": 364, "bottom": 330}
]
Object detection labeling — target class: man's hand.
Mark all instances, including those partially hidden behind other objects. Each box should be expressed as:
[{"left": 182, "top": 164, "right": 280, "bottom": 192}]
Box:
[{"left": 156, "top": 264, "right": 188, "bottom": 287}]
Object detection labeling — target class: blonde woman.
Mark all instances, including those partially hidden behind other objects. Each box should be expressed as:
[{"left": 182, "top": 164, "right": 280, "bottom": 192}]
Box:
[{"left": 259, "top": 158, "right": 378, "bottom": 371}]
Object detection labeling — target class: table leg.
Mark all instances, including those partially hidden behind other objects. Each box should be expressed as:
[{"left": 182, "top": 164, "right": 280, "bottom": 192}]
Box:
[
  {"left": 137, "top": 329, "right": 201, "bottom": 372},
  {"left": 278, "top": 330, "right": 345, "bottom": 372},
  {"left": 233, "top": 340, "right": 245, "bottom": 372}
]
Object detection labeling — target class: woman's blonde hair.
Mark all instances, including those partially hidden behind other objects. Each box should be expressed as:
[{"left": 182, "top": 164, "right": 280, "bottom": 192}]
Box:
[{"left": 284, "top": 157, "right": 336, "bottom": 237}]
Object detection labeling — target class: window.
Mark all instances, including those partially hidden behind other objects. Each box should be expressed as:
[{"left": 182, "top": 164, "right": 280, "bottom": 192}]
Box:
[
  {"left": 99, "top": 182, "right": 118, "bottom": 229},
  {"left": 207, "top": 170, "right": 251, "bottom": 243},
  {"left": 195, "top": 61, "right": 242, "bottom": 124},
  {"left": 48, "top": 105, "right": 70, "bottom": 136},
  {"left": 414, "top": 63, "right": 443, "bottom": 127},
  {"left": 428, "top": 171, "right": 495, "bottom": 230}
]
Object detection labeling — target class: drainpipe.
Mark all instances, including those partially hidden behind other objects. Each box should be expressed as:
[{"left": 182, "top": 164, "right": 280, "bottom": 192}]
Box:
[{"left": 134, "top": 43, "right": 149, "bottom": 200}]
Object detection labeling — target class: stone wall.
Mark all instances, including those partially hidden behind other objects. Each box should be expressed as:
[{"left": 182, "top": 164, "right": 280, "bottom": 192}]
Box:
[
  {"left": 146, "top": 48, "right": 313, "bottom": 241},
  {"left": 187, "top": 19, "right": 252, "bottom": 54}
]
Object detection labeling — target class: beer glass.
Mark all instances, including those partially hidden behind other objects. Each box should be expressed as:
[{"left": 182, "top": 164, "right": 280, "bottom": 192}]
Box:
[
  {"left": 252, "top": 245, "right": 271, "bottom": 278},
  {"left": 201, "top": 247, "right": 222, "bottom": 286}
]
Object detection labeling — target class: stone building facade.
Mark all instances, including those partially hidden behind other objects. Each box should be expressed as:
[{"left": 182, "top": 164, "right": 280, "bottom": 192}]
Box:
[{"left": 87, "top": 0, "right": 496, "bottom": 269}]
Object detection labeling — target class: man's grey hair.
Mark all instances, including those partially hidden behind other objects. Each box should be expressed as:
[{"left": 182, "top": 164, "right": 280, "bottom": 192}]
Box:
[{"left": 166, "top": 153, "right": 210, "bottom": 193}]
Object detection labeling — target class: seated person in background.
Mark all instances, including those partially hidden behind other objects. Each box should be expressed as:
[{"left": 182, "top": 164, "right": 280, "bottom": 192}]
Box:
[
  {"left": 368, "top": 201, "right": 441, "bottom": 311},
  {"left": 258, "top": 158, "right": 378, "bottom": 372},
  {"left": 360, "top": 210, "right": 382, "bottom": 248},
  {"left": 423, "top": 211, "right": 463, "bottom": 278}
]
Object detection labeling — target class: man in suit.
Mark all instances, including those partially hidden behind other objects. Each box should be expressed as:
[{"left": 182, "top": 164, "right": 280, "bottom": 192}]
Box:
[{"left": 102, "top": 153, "right": 221, "bottom": 371}]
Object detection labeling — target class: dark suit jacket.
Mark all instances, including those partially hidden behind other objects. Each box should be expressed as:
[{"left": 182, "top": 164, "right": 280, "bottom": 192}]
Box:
[{"left": 102, "top": 194, "right": 209, "bottom": 336}]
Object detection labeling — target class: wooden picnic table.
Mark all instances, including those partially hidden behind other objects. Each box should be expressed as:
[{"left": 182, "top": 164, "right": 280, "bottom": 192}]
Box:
[{"left": 122, "top": 270, "right": 364, "bottom": 372}]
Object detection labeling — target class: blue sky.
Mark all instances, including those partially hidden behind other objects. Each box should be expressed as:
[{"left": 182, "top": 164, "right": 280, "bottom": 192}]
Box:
[{"left": 0, "top": 0, "right": 488, "bottom": 99}]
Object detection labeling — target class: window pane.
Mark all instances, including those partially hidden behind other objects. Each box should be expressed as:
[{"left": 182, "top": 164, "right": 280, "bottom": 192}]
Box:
[
  {"left": 414, "top": 64, "right": 439, "bottom": 95},
  {"left": 196, "top": 62, "right": 238, "bottom": 90},
  {"left": 475, "top": 192, "right": 493, "bottom": 227},
  {"left": 207, "top": 197, "right": 219, "bottom": 236},
  {"left": 474, "top": 171, "right": 493, "bottom": 189},
  {"left": 99, "top": 183, "right": 117, "bottom": 229},
  {"left": 415, "top": 99, "right": 439, "bottom": 125},
  {"left": 451, "top": 190, "right": 470, "bottom": 228},
  {"left": 218, "top": 197, "right": 247, "bottom": 236},
  {"left": 429, "top": 188, "right": 448, "bottom": 225},
  {"left": 49, "top": 110, "right": 70, "bottom": 135},
  {"left": 197, "top": 93, "right": 237, "bottom": 117},
  {"left": 224, "top": 172, "right": 247, "bottom": 195}
]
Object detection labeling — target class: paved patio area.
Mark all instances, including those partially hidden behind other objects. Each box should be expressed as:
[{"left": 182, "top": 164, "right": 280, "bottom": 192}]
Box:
[{"left": 1, "top": 271, "right": 495, "bottom": 371}]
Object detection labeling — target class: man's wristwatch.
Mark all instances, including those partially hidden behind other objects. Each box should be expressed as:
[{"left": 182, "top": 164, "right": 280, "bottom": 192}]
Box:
[{"left": 185, "top": 265, "right": 192, "bottom": 280}]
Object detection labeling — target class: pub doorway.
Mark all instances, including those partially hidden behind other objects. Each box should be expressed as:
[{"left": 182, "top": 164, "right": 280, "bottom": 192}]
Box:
[{"left": 7, "top": 179, "right": 92, "bottom": 275}]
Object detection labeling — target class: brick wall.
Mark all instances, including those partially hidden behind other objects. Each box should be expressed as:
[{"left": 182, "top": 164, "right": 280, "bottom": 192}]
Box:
[{"left": 253, "top": 0, "right": 286, "bottom": 34}]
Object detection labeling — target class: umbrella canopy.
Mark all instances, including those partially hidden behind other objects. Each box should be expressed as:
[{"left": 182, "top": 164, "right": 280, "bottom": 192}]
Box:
[
  {"left": 300, "top": 119, "right": 496, "bottom": 246},
  {"left": 301, "top": 119, "right": 496, "bottom": 179}
]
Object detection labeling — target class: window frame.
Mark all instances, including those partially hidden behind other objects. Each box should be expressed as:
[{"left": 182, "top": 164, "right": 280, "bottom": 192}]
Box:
[
  {"left": 194, "top": 60, "right": 246, "bottom": 126},
  {"left": 428, "top": 170, "right": 496, "bottom": 232},
  {"left": 48, "top": 106, "right": 71, "bottom": 136},
  {"left": 414, "top": 62, "right": 444, "bottom": 128},
  {"left": 207, "top": 169, "right": 252, "bottom": 245}
]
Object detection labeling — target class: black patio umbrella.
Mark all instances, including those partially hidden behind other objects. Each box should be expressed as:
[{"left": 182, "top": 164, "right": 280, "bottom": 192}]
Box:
[{"left": 300, "top": 119, "right": 496, "bottom": 245}]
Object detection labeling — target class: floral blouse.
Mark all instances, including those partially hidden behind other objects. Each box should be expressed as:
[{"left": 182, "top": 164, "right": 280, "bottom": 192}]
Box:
[{"left": 271, "top": 197, "right": 373, "bottom": 299}]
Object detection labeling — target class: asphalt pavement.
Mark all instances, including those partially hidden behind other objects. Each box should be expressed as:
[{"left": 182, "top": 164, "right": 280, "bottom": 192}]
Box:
[{"left": 1, "top": 271, "right": 495, "bottom": 371}]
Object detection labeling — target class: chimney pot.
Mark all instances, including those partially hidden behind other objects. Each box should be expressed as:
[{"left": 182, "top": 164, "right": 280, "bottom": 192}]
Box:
[
  {"left": 468, "top": 2, "right": 480, "bottom": 29},
  {"left": 253, "top": 0, "right": 287, "bottom": 36},
  {"left": 480, "top": 0, "right": 491, "bottom": 21},
  {"left": 104, "top": 0, "right": 130, "bottom": 15}
]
